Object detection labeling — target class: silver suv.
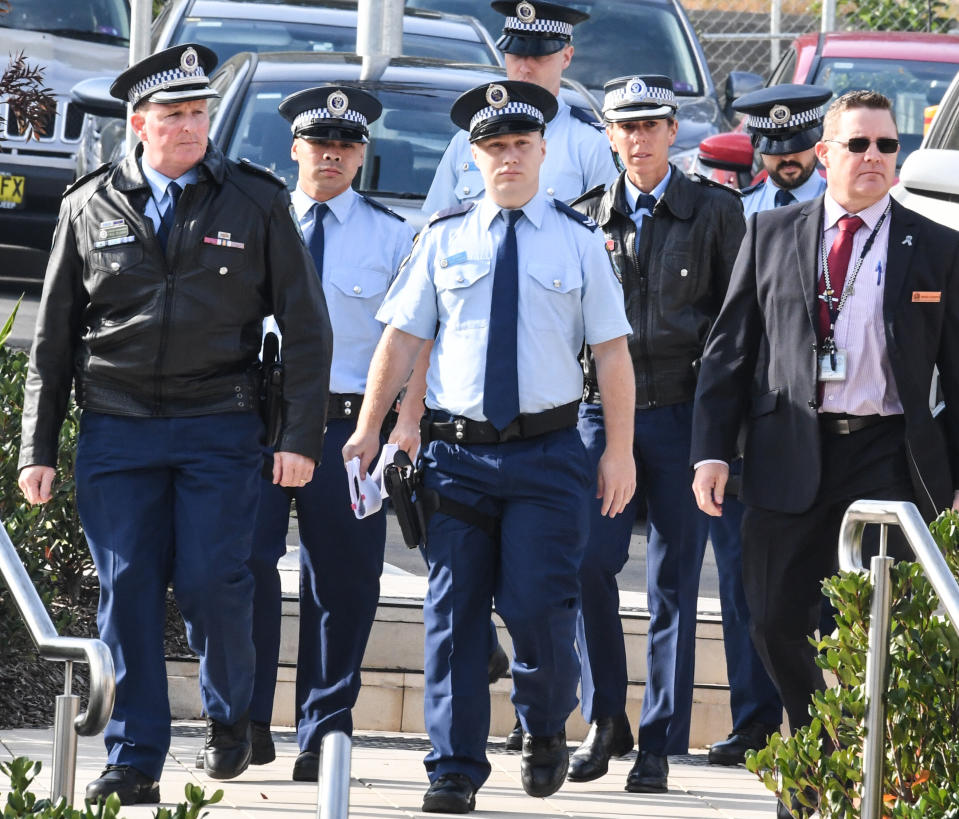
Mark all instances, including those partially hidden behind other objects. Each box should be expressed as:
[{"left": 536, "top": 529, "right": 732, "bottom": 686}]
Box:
[{"left": 0, "top": 0, "right": 129, "bottom": 278}]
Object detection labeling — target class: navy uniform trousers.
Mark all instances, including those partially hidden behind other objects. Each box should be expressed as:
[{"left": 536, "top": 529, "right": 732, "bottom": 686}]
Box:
[
  {"left": 576, "top": 400, "right": 708, "bottom": 755},
  {"left": 75, "top": 411, "right": 263, "bottom": 781},
  {"left": 421, "top": 426, "right": 590, "bottom": 788},
  {"left": 248, "top": 418, "right": 386, "bottom": 752}
]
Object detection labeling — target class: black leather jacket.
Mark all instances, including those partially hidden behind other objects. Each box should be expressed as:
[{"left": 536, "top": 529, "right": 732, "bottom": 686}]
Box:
[
  {"left": 20, "top": 142, "right": 333, "bottom": 469},
  {"left": 573, "top": 166, "right": 745, "bottom": 408}
]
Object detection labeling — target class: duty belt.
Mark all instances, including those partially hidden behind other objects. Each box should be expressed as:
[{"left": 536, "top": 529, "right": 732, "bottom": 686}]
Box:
[
  {"left": 819, "top": 412, "right": 901, "bottom": 435},
  {"left": 328, "top": 392, "right": 364, "bottom": 420},
  {"left": 423, "top": 400, "right": 580, "bottom": 445}
]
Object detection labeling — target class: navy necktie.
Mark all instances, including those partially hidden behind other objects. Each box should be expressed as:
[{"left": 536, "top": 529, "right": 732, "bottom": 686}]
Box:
[
  {"left": 156, "top": 181, "right": 182, "bottom": 253},
  {"left": 636, "top": 193, "right": 657, "bottom": 213},
  {"left": 774, "top": 188, "right": 795, "bottom": 208},
  {"left": 308, "top": 202, "right": 330, "bottom": 280},
  {"left": 483, "top": 209, "right": 522, "bottom": 430}
]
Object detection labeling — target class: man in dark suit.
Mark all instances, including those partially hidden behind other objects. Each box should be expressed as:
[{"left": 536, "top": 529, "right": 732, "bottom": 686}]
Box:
[{"left": 690, "top": 89, "right": 959, "bottom": 816}]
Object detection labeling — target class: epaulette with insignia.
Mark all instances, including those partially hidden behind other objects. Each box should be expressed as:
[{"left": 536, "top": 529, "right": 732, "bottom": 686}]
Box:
[
  {"left": 569, "top": 106, "right": 605, "bottom": 133},
  {"left": 692, "top": 173, "right": 742, "bottom": 197},
  {"left": 360, "top": 193, "right": 405, "bottom": 221},
  {"left": 237, "top": 157, "right": 285, "bottom": 186},
  {"left": 553, "top": 199, "right": 598, "bottom": 231},
  {"left": 64, "top": 162, "right": 111, "bottom": 196},
  {"left": 426, "top": 201, "right": 474, "bottom": 226},
  {"left": 570, "top": 183, "right": 606, "bottom": 208},
  {"left": 740, "top": 180, "right": 763, "bottom": 196}
]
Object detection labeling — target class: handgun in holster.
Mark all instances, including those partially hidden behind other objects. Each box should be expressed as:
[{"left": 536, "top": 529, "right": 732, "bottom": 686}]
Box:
[
  {"left": 261, "top": 331, "right": 284, "bottom": 449},
  {"left": 383, "top": 450, "right": 428, "bottom": 548}
]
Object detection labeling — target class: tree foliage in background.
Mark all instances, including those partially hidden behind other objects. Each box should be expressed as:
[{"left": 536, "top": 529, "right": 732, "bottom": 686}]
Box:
[
  {"left": 747, "top": 509, "right": 959, "bottom": 817},
  {"left": 837, "top": 0, "right": 953, "bottom": 33},
  {"left": 0, "top": 2, "right": 57, "bottom": 141}
]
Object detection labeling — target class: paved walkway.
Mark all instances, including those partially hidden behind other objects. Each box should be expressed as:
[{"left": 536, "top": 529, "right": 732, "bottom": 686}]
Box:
[{"left": 0, "top": 722, "right": 778, "bottom": 818}]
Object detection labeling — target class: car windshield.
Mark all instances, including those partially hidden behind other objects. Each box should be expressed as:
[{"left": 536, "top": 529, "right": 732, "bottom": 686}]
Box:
[
  {"left": 174, "top": 17, "right": 495, "bottom": 66},
  {"left": 223, "top": 80, "right": 460, "bottom": 198},
  {"left": 0, "top": 0, "right": 129, "bottom": 44},
  {"left": 406, "top": 0, "right": 703, "bottom": 97},
  {"left": 814, "top": 57, "right": 959, "bottom": 167}
]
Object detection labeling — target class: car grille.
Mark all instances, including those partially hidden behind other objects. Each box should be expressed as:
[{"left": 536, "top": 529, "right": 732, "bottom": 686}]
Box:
[{"left": 0, "top": 99, "right": 83, "bottom": 144}]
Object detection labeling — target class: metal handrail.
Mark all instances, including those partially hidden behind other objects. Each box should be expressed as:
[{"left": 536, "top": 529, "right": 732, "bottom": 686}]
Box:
[
  {"left": 837, "top": 499, "right": 959, "bottom": 819},
  {"left": 316, "top": 731, "right": 352, "bottom": 819},
  {"left": 0, "top": 520, "right": 114, "bottom": 802}
]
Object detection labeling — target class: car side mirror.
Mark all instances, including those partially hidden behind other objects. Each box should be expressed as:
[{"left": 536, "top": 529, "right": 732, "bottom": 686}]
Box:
[
  {"left": 70, "top": 77, "right": 126, "bottom": 119},
  {"left": 724, "top": 71, "right": 765, "bottom": 121},
  {"left": 698, "top": 131, "right": 755, "bottom": 189}
]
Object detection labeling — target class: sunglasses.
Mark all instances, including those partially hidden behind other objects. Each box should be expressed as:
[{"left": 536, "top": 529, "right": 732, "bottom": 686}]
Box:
[{"left": 824, "top": 137, "right": 900, "bottom": 154}]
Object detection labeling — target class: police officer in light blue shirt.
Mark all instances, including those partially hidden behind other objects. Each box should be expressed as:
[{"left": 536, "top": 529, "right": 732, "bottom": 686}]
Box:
[
  {"left": 244, "top": 85, "right": 419, "bottom": 784},
  {"left": 421, "top": 0, "right": 617, "bottom": 215},
  {"left": 344, "top": 79, "right": 635, "bottom": 814},
  {"left": 734, "top": 84, "right": 832, "bottom": 219}
]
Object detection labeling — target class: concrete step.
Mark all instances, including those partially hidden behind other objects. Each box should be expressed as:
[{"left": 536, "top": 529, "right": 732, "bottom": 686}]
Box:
[{"left": 167, "top": 553, "right": 741, "bottom": 748}]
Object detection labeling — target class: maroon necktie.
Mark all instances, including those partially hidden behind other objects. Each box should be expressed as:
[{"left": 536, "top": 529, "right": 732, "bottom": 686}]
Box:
[{"left": 817, "top": 214, "right": 864, "bottom": 344}]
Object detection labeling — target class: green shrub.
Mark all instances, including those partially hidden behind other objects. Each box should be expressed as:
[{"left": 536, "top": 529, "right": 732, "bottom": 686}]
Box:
[
  {"left": 747, "top": 509, "right": 959, "bottom": 817},
  {"left": 0, "top": 757, "right": 223, "bottom": 818}
]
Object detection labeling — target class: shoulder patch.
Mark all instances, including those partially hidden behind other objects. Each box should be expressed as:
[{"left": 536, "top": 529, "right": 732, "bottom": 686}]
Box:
[
  {"left": 64, "top": 162, "right": 111, "bottom": 196},
  {"left": 692, "top": 173, "right": 742, "bottom": 197},
  {"left": 569, "top": 106, "right": 605, "bottom": 132},
  {"left": 359, "top": 193, "right": 406, "bottom": 221},
  {"left": 427, "top": 201, "right": 474, "bottom": 226},
  {"left": 237, "top": 157, "right": 285, "bottom": 186},
  {"left": 740, "top": 181, "right": 763, "bottom": 196},
  {"left": 570, "top": 183, "right": 606, "bottom": 208},
  {"left": 553, "top": 198, "right": 598, "bottom": 231}
]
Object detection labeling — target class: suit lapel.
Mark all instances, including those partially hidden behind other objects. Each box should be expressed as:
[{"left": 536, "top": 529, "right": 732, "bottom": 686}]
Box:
[
  {"left": 883, "top": 199, "right": 918, "bottom": 324},
  {"left": 794, "top": 196, "right": 825, "bottom": 335}
]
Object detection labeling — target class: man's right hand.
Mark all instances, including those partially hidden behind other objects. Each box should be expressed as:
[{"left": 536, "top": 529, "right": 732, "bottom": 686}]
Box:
[
  {"left": 343, "top": 427, "right": 383, "bottom": 477},
  {"left": 19, "top": 466, "right": 55, "bottom": 505},
  {"left": 692, "top": 462, "right": 729, "bottom": 516}
]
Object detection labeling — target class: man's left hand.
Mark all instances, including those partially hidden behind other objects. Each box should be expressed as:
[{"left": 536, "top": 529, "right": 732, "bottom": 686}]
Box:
[
  {"left": 388, "top": 415, "right": 421, "bottom": 461},
  {"left": 273, "top": 451, "right": 315, "bottom": 487},
  {"left": 596, "top": 449, "right": 636, "bottom": 518}
]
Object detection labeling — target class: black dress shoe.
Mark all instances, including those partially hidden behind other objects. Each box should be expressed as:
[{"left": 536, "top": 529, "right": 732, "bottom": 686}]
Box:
[
  {"left": 85, "top": 765, "right": 160, "bottom": 806},
  {"left": 568, "top": 713, "right": 634, "bottom": 782},
  {"left": 504, "top": 713, "right": 523, "bottom": 751},
  {"left": 292, "top": 751, "right": 320, "bottom": 782},
  {"left": 196, "top": 719, "right": 275, "bottom": 769},
  {"left": 624, "top": 750, "right": 668, "bottom": 793},
  {"left": 422, "top": 773, "right": 477, "bottom": 813},
  {"left": 487, "top": 642, "right": 510, "bottom": 684},
  {"left": 521, "top": 730, "right": 569, "bottom": 798},
  {"left": 708, "top": 721, "right": 778, "bottom": 766},
  {"left": 776, "top": 786, "right": 819, "bottom": 818},
  {"left": 203, "top": 714, "right": 252, "bottom": 780}
]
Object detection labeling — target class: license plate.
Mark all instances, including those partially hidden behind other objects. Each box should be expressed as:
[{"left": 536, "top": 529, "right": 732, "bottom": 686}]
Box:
[{"left": 0, "top": 173, "right": 25, "bottom": 209}]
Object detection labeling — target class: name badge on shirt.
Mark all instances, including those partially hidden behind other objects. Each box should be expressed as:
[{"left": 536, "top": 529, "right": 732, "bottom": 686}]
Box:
[{"left": 818, "top": 349, "right": 847, "bottom": 382}]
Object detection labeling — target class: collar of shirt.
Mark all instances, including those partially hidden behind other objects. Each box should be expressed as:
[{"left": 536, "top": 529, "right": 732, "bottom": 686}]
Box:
[
  {"left": 765, "top": 170, "right": 824, "bottom": 202},
  {"left": 291, "top": 185, "right": 358, "bottom": 224},
  {"left": 623, "top": 165, "right": 671, "bottom": 212},
  {"left": 477, "top": 190, "right": 547, "bottom": 230},
  {"left": 140, "top": 159, "right": 197, "bottom": 210},
  {"left": 823, "top": 190, "right": 890, "bottom": 232}
]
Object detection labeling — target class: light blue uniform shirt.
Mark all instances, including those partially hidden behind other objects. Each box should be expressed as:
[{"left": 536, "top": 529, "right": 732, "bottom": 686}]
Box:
[
  {"left": 289, "top": 185, "right": 414, "bottom": 394},
  {"left": 378, "top": 192, "right": 631, "bottom": 420},
  {"left": 741, "top": 171, "right": 826, "bottom": 219},
  {"left": 421, "top": 98, "right": 618, "bottom": 215},
  {"left": 140, "top": 159, "right": 198, "bottom": 233}
]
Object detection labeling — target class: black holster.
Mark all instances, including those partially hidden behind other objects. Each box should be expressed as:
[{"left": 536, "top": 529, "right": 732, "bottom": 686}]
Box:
[{"left": 260, "top": 331, "right": 284, "bottom": 449}]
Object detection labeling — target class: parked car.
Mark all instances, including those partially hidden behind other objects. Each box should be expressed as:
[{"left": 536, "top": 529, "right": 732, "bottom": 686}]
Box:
[
  {"left": 0, "top": 0, "right": 129, "bottom": 279},
  {"left": 892, "top": 68, "right": 959, "bottom": 229},
  {"left": 762, "top": 31, "right": 959, "bottom": 170},
  {"left": 74, "top": 0, "right": 503, "bottom": 180},
  {"left": 405, "top": 0, "right": 759, "bottom": 168}
]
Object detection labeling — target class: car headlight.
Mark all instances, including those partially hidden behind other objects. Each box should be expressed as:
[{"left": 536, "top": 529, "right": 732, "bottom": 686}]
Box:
[{"left": 670, "top": 146, "right": 699, "bottom": 174}]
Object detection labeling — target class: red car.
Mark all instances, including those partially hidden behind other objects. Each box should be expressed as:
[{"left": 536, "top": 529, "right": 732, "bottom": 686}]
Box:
[{"left": 698, "top": 31, "right": 959, "bottom": 186}]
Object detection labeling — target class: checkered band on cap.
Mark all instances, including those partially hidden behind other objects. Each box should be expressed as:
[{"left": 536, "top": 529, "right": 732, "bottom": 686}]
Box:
[
  {"left": 470, "top": 101, "right": 544, "bottom": 132},
  {"left": 747, "top": 105, "right": 823, "bottom": 131},
  {"left": 603, "top": 80, "right": 676, "bottom": 112},
  {"left": 292, "top": 107, "right": 368, "bottom": 132},
  {"left": 127, "top": 66, "right": 209, "bottom": 104},
  {"left": 503, "top": 15, "right": 573, "bottom": 37}
]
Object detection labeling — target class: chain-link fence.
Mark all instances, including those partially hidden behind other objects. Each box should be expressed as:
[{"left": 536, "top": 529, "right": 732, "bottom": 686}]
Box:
[{"left": 686, "top": 0, "right": 959, "bottom": 94}]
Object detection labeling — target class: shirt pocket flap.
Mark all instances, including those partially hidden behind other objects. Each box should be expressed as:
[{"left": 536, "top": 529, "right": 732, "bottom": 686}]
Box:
[
  {"left": 435, "top": 258, "right": 491, "bottom": 290},
  {"left": 526, "top": 262, "right": 582, "bottom": 294},
  {"left": 328, "top": 266, "right": 391, "bottom": 299},
  {"left": 454, "top": 169, "right": 484, "bottom": 201}
]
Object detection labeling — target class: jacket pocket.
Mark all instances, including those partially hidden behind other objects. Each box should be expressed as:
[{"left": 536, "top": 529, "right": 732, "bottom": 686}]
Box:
[
  {"left": 90, "top": 244, "right": 143, "bottom": 275},
  {"left": 198, "top": 243, "right": 250, "bottom": 276},
  {"left": 749, "top": 388, "right": 779, "bottom": 418}
]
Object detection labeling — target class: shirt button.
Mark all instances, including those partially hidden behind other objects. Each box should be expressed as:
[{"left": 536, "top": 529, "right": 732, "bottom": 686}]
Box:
[
  {"left": 546, "top": 187, "right": 555, "bottom": 196},
  {"left": 463, "top": 187, "right": 470, "bottom": 195},
  {"left": 553, "top": 279, "right": 561, "bottom": 288},
  {"left": 110, "top": 262, "right": 120, "bottom": 271},
  {"left": 680, "top": 268, "right": 689, "bottom": 277},
  {"left": 353, "top": 285, "right": 362, "bottom": 294},
  {"left": 456, "top": 276, "right": 465, "bottom": 283},
  {"left": 440, "top": 258, "right": 449, "bottom": 268},
  {"left": 219, "top": 266, "right": 228, "bottom": 275}
]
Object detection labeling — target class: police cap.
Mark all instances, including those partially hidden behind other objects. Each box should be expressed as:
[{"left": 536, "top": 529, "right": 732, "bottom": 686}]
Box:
[
  {"left": 733, "top": 84, "right": 833, "bottom": 156},
  {"left": 110, "top": 44, "right": 219, "bottom": 108},
  {"left": 279, "top": 85, "right": 382, "bottom": 144},
  {"left": 451, "top": 80, "right": 558, "bottom": 143},
  {"left": 602, "top": 75, "right": 678, "bottom": 122},
  {"left": 491, "top": 1, "right": 589, "bottom": 57}
]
